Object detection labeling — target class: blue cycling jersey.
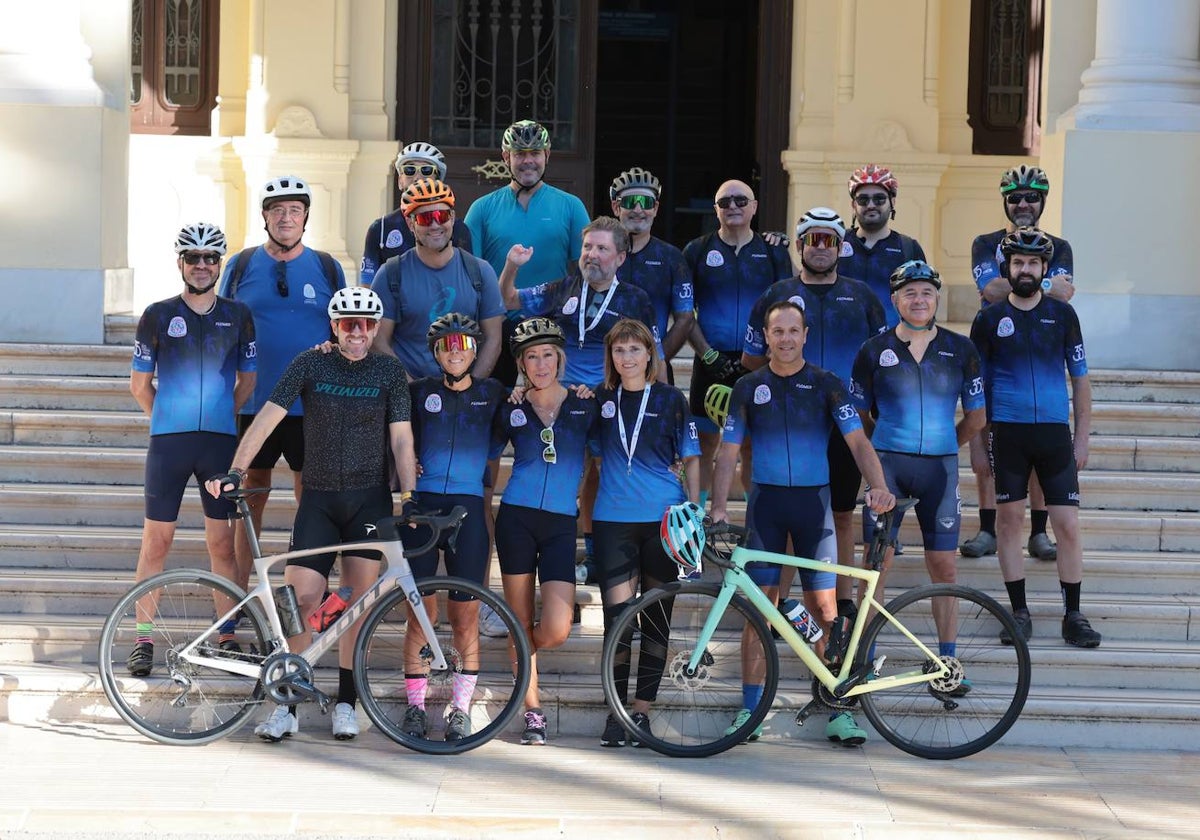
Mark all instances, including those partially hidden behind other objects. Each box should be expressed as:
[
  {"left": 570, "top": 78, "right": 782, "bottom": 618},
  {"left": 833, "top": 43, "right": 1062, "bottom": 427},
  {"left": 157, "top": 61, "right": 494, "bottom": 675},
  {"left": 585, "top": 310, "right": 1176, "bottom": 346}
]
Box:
[
  {"left": 744, "top": 276, "right": 887, "bottom": 382},
  {"left": 360, "top": 209, "right": 472, "bottom": 288},
  {"left": 683, "top": 232, "right": 792, "bottom": 352},
  {"left": 491, "top": 392, "right": 599, "bottom": 516},
  {"left": 850, "top": 328, "right": 985, "bottom": 456},
  {"left": 969, "top": 296, "right": 1088, "bottom": 425},
  {"left": 837, "top": 229, "right": 926, "bottom": 327},
  {"left": 971, "top": 228, "right": 1074, "bottom": 306},
  {"left": 132, "top": 296, "right": 257, "bottom": 437},
  {"left": 518, "top": 277, "right": 660, "bottom": 387},
  {"left": 592, "top": 384, "right": 699, "bottom": 523},
  {"left": 464, "top": 183, "right": 591, "bottom": 291},
  {"left": 219, "top": 246, "right": 346, "bottom": 416},
  {"left": 615, "top": 236, "right": 694, "bottom": 344},
  {"left": 409, "top": 377, "right": 506, "bottom": 496},
  {"left": 723, "top": 363, "right": 862, "bottom": 487}
]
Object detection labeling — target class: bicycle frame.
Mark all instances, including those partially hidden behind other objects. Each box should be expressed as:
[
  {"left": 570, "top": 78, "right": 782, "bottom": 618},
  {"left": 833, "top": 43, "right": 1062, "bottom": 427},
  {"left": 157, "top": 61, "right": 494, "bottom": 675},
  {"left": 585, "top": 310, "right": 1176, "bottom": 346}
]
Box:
[{"left": 687, "top": 547, "right": 949, "bottom": 698}]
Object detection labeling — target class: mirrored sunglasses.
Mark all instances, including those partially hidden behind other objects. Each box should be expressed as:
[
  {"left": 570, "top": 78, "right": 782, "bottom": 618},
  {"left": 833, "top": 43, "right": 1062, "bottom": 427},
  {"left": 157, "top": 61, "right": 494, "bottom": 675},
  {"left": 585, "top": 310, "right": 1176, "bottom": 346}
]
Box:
[
  {"left": 335, "top": 317, "right": 374, "bottom": 333},
  {"left": 619, "top": 194, "right": 657, "bottom": 210},
  {"left": 433, "top": 334, "right": 477, "bottom": 354},
  {"left": 413, "top": 209, "right": 454, "bottom": 227},
  {"left": 802, "top": 231, "right": 840, "bottom": 249}
]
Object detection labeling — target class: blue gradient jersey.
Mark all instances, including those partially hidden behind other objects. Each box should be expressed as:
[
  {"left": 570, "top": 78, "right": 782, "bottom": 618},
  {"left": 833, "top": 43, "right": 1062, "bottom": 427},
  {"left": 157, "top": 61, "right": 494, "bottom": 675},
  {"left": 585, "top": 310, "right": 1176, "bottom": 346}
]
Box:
[
  {"left": 744, "top": 277, "right": 887, "bottom": 382},
  {"left": 592, "top": 385, "right": 699, "bottom": 523},
  {"left": 464, "top": 183, "right": 591, "bottom": 290},
  {"left": 133, "top": 296, "right": 257, "bottom": 436},
  {"left": 723, "top": 363, "right": 862, "bottom": 487},
  {"left": 838, "top": 230, "right": 926, "bottom": 327},
  {"left": 683, "top": 233, "right": 792, "bottom": 352},
  {"left": 616, "top": 236, "right": 694, "bottom": 343},
  {"left": 219, "top": 246, "right": 346, "bottom": 416},
  {"left": 971, "top": 228, "right": 1074, "bottom": 306},
  {"left": 490, "top": 392, "right": 599, "bottom": 516},
  {"left": 359, "top": 209, "right": 472, "bottom": 288},
  {"left": 850, "top": 328, "right": 985, "bottom": 455},
  {"left": 409, "top": 377, "right": 506, "bottom": 496},
  {"left": 969, "top": 297, "right": 1088, "bottom": 424},
  {"left": 518, "top": 277, "right": 661, "bottom": 387}
]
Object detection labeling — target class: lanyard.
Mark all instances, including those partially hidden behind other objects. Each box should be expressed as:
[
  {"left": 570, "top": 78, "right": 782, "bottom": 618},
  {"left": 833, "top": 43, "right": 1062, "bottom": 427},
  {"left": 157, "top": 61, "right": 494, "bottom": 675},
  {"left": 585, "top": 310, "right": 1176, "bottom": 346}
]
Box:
[
  {"left": 578, "top": 279, "right": 619, "bottom": 348},
  {"left": 616, "top": 384, "right": 652, "bottom": 475}
]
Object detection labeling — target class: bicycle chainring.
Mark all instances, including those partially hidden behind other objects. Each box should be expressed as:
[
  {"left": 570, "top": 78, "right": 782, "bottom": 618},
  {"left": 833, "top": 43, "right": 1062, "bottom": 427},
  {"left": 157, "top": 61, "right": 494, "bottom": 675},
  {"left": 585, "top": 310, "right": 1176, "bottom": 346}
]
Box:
[
  {"left": 812, "top": 676, "right": 859, "bottom": 711},
  {"left": 261, "top": 652, "right": 315, "bottom": 704}
]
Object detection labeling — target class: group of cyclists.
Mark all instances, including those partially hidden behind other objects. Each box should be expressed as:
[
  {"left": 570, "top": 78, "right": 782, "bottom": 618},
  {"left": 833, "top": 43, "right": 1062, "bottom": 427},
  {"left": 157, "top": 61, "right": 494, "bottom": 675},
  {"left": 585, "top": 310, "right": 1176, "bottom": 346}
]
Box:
[{"left": 128, "top": 117, "right": 1098, "bottom": 753}]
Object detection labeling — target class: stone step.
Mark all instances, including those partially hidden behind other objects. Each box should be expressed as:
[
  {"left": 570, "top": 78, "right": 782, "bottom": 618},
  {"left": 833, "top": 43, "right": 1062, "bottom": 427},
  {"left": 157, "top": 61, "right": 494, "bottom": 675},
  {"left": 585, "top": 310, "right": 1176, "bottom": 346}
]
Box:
[
  {"left": 0, "top": 343, "right": 132, "bottom": 377},
  {"left": 105, "top": 313, "right": 136, "bottom": 346},
  {"left": 0, "top": 374, "right": 138, "bottom": 412},
  {"left": 2, "top": 410, "right": 148, "bottom": 447}
]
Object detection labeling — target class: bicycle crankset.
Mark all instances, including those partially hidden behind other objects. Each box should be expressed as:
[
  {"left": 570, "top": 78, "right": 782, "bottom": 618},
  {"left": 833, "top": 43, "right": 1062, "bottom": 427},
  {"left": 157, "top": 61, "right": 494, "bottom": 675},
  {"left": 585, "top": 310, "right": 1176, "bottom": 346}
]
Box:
[
  {"left": 261, "top": 652, "right": 321, "bottom": 705},
  {"left": 811, "top": 676, "right": 859, "bottom": 712}
]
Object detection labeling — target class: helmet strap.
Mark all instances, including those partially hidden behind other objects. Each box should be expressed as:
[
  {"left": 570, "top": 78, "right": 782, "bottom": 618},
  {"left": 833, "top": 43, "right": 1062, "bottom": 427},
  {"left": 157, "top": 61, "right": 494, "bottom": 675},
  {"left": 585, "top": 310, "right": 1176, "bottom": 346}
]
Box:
[
  {"left": 442, "top": 365, "right": 474, "bottom": 386},
  {"left": 800, "top": 254, "right": 837, "bottom": 279},
  {"left": 181, "top": 267, "right": 218, "bottom": 297},
  {"left": 899, "top": 316, "right": 935, "bottom": 332}
]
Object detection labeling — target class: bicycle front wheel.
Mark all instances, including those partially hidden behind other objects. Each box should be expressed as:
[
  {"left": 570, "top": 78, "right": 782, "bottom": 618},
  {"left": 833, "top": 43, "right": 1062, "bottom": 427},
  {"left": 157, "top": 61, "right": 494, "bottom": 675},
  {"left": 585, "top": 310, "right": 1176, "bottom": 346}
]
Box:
[
  {"left": 857, "top": 583, "right": 1031, "bottom": 759},
  {"left": 97, "top": 569, "right": 271, "bottom": 745},
  {"left": 355, "top": 576, "right": 531, "bottom": 755},
  {"left": 600, "top": 581, "right": 779, "bottom": 758}
]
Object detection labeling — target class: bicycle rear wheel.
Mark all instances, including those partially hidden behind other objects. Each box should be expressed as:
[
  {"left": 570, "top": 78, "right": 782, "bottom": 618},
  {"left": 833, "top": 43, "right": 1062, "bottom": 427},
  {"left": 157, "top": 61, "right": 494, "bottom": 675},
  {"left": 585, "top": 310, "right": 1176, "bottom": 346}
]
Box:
[
  {"left": 355, "top": 577, "right": 531, "bottom": 755},
  {"left": 600, "top": 581, "right": 779, "bottom": 758},
  {"left": 857, "top": 583, "right": 1031, "bottom": 759},
  {"left": 98, "top": 569, "right": 270, "bottom": 745}
]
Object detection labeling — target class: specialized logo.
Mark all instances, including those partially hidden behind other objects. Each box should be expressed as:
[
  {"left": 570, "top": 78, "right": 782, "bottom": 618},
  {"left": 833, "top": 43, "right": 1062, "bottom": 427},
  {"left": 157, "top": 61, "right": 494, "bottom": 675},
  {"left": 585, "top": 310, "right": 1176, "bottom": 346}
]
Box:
[
  {"left": 997, "top": 316, "right": 1015, "bottom": 338},
  {"left": 834, "top": 403, "right": 857, "bottom": 422},
  {"left": 753, "top": 384, "right": 771, "bottom": 405},
  {"left": 167, "top": 316, "right": 187, "bottom": 338},
  {"left": 385, "top": 229, "right": 404, "bottom": 249},
  {"left": 787, "top": 295, "right": 806, "bottom": 310},
  {"left": 840, "top": 241, "right": 853, "bottom": 258},
  {"left": 879, "top": 349, "right": 900, "bottom": 367},
  {"left": 510, "top": 409, "right": 528, "bottom": 427},
  {"left": 562, "top": 296, "right": 579, "bottom": 315},
  {"left": 424, "top": 393, "right": 442, "bottom": 413},
  {"left": 705, "top": 250, "right": 724, "bottom": 268},
  {"left": 365, "top": 523, "right": 378, "bottom": 536},
  {"left": 314, "top": 383, "right": 381, "bottom": 398},
  {"left": 601, "top": 400, "right": 616, "bottom": 419}
]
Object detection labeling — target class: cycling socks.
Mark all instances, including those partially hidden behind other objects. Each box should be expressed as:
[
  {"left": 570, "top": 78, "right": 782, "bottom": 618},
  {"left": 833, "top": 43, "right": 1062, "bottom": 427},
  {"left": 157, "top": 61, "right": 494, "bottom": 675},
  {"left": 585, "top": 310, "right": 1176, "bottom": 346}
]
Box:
[
  {"left": 451, "top": 671, "right": 479, "bottom": 712},
  {"left": 741, "top": 683, "right": 763, "bottom": 711},
  {"left": 1030, "top": 508, "right": 1049, "bottom": 537},
  {"left": 1005, "top": 578, "right": 1028, "bottom": 613},
  {"left": 939, "top": 641, "right": 957, "bottom": 658},
  {"left": 337, "top": 667, "right": 356, "bottom": 707},
  {"left": 405, "top": 675, "right": 428, "bottom": 709},
  {"left": 1060, "top": 580, "right": 1081, "bottom": 614},
  {"left": 218, "top": 617, "right": 237, "bottom": 646},
  {"left": 978, "top": 508, "right": 996, "bottom": 536}
]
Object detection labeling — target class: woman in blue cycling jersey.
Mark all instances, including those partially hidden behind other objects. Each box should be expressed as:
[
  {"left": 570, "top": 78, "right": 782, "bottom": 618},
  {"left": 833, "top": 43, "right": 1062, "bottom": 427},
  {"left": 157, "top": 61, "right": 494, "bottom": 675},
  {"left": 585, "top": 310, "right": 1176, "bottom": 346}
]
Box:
[
  {"left": 491, "top": 318, "right": 598, "bottom": 745},
  {"left": 591, "top": 318, "right": 700, "bottom": 747}
]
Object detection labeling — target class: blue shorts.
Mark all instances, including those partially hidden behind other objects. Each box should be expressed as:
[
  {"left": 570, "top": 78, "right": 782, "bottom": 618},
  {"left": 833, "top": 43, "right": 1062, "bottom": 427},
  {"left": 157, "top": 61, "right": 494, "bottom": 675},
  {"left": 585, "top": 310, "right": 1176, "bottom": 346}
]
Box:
[
  {"left": 144, "top": 432, "right": 237, "bottom": 522},
  {"left": 403, "top": 492, "right": 488, "bottom": 601},
  {"left": 288, "top": 486, "right": 391, "bottom": 576},
  {"left": 867, "top": 452, "right": 961, "bottom": 552},
  {"left": 496, "top": 503, "right": 578, "bottom": 584},
  {"left": 745, "top": 484, "right": 837, "bottom": 592}
]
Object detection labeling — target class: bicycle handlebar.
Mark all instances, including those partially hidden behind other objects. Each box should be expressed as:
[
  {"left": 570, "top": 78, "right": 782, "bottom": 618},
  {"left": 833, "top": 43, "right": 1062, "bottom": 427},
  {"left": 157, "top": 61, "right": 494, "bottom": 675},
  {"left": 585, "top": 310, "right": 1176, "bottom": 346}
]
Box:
[{"left": 376, "top": 505, "right": 468, "bottom": 558}]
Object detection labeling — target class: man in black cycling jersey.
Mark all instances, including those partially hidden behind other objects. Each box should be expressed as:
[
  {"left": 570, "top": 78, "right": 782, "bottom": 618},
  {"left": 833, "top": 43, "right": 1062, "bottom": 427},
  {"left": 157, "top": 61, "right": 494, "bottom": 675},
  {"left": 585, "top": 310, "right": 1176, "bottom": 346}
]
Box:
[{"left": 207, "top": 287, "right": 417, "bottom": 743}]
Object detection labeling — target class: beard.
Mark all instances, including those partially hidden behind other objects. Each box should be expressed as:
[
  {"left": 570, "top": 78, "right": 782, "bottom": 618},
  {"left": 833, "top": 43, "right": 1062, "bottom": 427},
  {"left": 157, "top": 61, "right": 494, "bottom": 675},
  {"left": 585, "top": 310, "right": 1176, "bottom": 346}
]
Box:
[{"left": 1010, "top": 273, "right": 1039, "bottom": 298}]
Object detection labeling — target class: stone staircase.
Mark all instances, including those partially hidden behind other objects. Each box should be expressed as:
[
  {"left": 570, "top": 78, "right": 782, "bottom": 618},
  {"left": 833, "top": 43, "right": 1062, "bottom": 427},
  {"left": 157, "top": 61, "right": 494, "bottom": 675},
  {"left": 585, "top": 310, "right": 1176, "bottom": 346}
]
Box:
[{"left": 1, "top": 322, "right": 1198, "bottom": 750}]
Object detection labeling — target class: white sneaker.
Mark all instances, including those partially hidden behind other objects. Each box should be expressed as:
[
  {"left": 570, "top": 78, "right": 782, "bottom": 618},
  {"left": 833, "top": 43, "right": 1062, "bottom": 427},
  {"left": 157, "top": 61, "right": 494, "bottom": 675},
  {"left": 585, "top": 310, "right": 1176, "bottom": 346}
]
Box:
[
  {"left": 331, "top": 702, "right": 360, "bottom": 740},
  {"left": 255, "top": 706, "right": 298, "bottom": 742},
  {"left": 478, "top": 602, "right": 509, "bottom": 638}
]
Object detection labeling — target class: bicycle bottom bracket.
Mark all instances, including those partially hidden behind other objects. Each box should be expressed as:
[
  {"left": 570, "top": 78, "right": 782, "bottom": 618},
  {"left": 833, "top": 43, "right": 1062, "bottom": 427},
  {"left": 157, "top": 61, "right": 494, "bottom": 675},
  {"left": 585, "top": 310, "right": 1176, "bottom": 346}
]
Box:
[
  {"left": 812, "top": 676, "right": 859, "bottom": 711},
  {"left": 262, "top": 652, "right": 316, "bottom": 704}
]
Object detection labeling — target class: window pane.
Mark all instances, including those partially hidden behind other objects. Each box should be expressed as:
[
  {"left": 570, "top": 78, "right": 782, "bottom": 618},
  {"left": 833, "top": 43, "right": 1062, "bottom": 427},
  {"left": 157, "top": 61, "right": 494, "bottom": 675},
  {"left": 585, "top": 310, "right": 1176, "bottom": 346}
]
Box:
[
  {"left": 430, "top": 0, "right": 579, "bottom": 150},
  {"left": 130, "top": 0, "right": 144, "bottom": 105},
  {"left": 163, "top": 0, "right": 203, "bottom": 107},
  {"left": 984, "top": 0, "right": 1027, "bottom": 129}
]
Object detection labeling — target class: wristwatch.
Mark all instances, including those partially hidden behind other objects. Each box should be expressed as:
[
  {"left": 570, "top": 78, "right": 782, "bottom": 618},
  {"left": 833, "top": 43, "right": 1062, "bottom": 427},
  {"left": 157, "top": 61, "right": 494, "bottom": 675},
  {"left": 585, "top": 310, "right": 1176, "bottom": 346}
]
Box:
[{"left": 1041, "top": 278, "right": 1052, "bottom": 292}]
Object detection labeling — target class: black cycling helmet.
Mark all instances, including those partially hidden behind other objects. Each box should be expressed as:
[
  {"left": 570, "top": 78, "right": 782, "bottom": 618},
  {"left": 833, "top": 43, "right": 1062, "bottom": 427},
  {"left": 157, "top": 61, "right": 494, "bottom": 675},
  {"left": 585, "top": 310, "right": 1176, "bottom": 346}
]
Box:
[
  {"left": 999, "top": 165, "right": 1050, "bottom": 196},
  {"left": 1000, "top": 227, "right": 1055, "bottom": 262},
  {"left": 510, "top": 317, "right": 566, "bottom": 358},
  {"left": 426, "top": 312, "right": 482, "bottom": 351},
  {"left": 501, "top": 119, "right": 550, "bottom": 152},
  {"left": 889, "top": 260, "right": 942, "bottom": 293}
]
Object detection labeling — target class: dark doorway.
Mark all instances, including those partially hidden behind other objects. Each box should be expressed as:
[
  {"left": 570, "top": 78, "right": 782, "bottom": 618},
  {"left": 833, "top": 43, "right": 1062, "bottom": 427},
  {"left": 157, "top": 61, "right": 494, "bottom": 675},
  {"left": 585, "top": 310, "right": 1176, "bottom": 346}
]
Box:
[{"left": 593, "top": 1, "right": 791, "bottom": 249}]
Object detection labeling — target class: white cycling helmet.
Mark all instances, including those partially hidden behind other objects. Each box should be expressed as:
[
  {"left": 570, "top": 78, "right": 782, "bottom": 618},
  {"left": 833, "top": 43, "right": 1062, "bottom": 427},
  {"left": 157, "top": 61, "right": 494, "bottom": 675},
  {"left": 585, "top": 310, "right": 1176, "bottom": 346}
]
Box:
[
  {"left": 396, "top": 141, "right": 448, "bottom": 180},
  {"left": 262, "top": 175, "right": 312, "bottom": 209},
  {"left": 795, "top": 206, "right": 846, "bottom": 241},
  {"left": 328, "top": 287, "right": 384, "bottom": 321},
  {"left": 174, "top": 222, "right": 227, "bottom": 256}
]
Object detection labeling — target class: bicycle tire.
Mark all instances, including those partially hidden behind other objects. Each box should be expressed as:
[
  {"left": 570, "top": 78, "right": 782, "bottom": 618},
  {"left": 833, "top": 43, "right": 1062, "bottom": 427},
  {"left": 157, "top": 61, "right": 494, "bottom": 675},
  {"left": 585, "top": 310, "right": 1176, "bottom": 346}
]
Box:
[
  {"left": 98, "top": 569, "right": 271, "bottom": 745},
  {"left": 354, "top": 576, "right": 531, "bottom": 755},
  {"left": 600, "top": 581, "right": 779, "bottom": 758},
  {"left": 857, "top": 583, "right": 1031, "bottom": 759}
]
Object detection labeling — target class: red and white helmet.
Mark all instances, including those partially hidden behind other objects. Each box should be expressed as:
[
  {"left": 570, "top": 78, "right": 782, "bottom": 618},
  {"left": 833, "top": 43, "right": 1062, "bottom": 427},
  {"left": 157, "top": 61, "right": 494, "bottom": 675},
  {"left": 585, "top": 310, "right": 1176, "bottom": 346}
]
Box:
[{"left": 848, "top": 164, "right": 898, "bottom": 197}]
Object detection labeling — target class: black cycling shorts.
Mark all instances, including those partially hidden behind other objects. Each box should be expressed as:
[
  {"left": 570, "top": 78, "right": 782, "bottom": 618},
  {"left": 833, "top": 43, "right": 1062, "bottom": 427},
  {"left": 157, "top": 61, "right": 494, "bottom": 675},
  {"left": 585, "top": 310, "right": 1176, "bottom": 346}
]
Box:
[
  {"left": 287, "top": 486, "right": 390, "bottom": 577},
  {"left": 827, "top": 431, "right": 862, "bottom": 513},
  {"left": 403, "top": 492, "right": 489, "bottom": 600},
  {"left": 144, "top": 432, "right": 237, "bottom": 522},
  {"left": 991, "top": 422, "right": 1080, "bottom": 506},
  {"left": 239, "top": 413, "right": 305, "bottom": 472},
  {"left": 495, "top": 503, "right": 577, "bottom": 584}
]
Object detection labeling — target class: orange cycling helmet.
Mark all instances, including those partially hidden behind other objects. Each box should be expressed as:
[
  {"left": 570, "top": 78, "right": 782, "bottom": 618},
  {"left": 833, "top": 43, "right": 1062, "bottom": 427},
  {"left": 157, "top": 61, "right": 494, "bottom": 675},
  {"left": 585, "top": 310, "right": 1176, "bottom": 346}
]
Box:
[{"left": 400, "top": 178, "right": 456, "bottom": 217}]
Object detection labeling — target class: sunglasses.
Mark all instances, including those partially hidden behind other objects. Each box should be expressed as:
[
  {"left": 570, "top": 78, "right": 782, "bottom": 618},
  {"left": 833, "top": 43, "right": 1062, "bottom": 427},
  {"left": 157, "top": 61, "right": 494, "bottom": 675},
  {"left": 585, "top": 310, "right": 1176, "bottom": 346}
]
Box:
[
  {"left": 400, "top": 164, "right": 439, "bottom": 178},
  {"left": 412, "top": 208, "right": 453, "bottom": 227},
  {"left": 715, "top": 195, "right": 751, "bottom": 210},
  {"left": 802, "top": 231, "right": 840, "bottom": 249},
  {"left": 182, "top": 252, "right": 221, "bottom": 265},
  {"left": 1005, "top": 192, "right": 1044, "bottom": 205},
  {"left": 618, "top": 194, "right": 657, "bottom": 210},
  {"left": 274, "top": 260, "right": 288, "bottom": 297},
  {"left": 540, "top": 426, "right": 556, "bottom": 464},
  {"left": 854, "top": 194, "right": 890, "bottom": 207},
  {"left": 433, "top": 334, "right": 477, "bottom": 354},
  {"left": 335, "top": 317, "right": 373, "bottom": 333}
]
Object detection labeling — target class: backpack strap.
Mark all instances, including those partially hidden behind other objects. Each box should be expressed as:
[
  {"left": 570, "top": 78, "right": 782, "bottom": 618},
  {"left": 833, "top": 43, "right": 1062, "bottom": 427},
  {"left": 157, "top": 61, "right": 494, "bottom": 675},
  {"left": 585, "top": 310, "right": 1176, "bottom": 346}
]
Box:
[
  {"left": 314, "top": 250, "right": 341, "bottom": 294},
  {"left": 225, "top": 247, "right": 257, "bottom": 297},
  {"left": 387, "top": 254, "right": 404, "bottom": 321},
  {"left": 898, "top": 233, "right": 916, "bottom": 264}
]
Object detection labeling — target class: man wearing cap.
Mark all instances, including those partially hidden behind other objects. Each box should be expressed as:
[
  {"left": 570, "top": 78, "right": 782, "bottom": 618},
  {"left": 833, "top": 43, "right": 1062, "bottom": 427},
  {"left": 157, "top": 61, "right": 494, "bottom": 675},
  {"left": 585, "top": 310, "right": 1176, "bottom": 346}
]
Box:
[{"left": 360, "top": 141, "right": 473, "bottom": 288}]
